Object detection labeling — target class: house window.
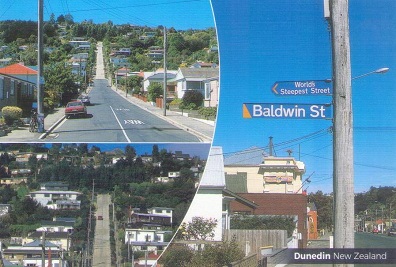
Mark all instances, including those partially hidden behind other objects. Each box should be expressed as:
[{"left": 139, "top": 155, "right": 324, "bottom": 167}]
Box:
[
  {"left": 44, "top": 193, "right": 50, "bottom": 197},
  {"left": 204, "top": 82, "right": 211, "bottom": 100},
  {"left": 0, "top": 78, "right": 4, "bottom": 100},
  {"left": 10, "top": 81, "right": 15, "bottom": 96}
]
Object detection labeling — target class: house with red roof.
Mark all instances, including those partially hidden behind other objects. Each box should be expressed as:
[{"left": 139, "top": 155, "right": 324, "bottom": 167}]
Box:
[{"left": 0, "top": 63, "right": 37, "bottom": 111}]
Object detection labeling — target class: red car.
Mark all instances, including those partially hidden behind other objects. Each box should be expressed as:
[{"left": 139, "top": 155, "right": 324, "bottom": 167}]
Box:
[
  {"left": 372, "top": 228, "right": 379, "bottom": 234},
  {"left": 65, "top": 100, "right": 87, "bottom": 118}
]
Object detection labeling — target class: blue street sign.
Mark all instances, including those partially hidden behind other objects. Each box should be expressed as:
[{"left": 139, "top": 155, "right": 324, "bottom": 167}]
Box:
[
  {"left": 243, "top": 103, "right": 332, "bottom": 119},
  {"left": 271, "top": 80, "right": 332, "bottom": 96}
]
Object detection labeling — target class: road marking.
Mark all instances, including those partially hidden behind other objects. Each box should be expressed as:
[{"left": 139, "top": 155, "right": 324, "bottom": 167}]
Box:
[
  {"left": 115, "top": 108, "right": 130, "bottom": 111},
  {"left": 110, "top": 106, "right": 131, "bottom": 143},
  {"left": 124, "top": 120, "right": 144, "bottom": 125}
]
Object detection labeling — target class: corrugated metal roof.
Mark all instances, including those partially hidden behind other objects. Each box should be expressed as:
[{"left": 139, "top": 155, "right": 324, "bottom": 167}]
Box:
[
  {"left": 224, "top": 146, "right": 267, "bottom": 166},
  {"left": 179, "top": 67, "right": 219, "bottom": 79},
  {"left": 199, "top": 146, "right": 225, "bottom": 188}
]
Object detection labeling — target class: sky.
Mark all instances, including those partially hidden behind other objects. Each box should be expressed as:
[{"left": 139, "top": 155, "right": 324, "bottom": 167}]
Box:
[
  {"left": 0, "top": 0, "right": 215, "bottom": 30},
  {"left": 212, "top": 0, "right": 396, "bottom": 193}
]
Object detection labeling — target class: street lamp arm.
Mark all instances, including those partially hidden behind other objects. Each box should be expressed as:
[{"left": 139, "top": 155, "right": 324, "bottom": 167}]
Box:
[{"left": 352, "top": 67, "right": 389, "bottom": 80}]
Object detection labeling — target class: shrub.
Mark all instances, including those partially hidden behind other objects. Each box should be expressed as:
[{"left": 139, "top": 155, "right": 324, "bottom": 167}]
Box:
[
  {"left": 147, "top": 83, "right": 163, "bottom": 102},
  {"left": 198, "top": 107, "right": 217, "bottom": 119},
  {"left": 181, "top": 90, "right": 203, "bottom": 109},
  {"left": 1, "top": 106, "right": 23, "bottom": 125}
]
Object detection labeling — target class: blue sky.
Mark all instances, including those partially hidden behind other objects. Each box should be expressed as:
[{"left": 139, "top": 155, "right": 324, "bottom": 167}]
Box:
[
  {"left": 212, "top": 0, "right": 396, "bottom": 193},
  {"left": 0, "top": 0, "right": 214, "bottom": 30}
]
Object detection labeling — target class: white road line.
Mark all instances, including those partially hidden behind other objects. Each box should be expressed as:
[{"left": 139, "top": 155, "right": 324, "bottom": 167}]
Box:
[{"left": 110, "top": 106, "right": 131, "bottom": 143}]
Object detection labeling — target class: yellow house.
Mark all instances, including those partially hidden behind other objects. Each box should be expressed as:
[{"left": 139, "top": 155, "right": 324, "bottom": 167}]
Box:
[{"left": 224, "top": 146, "right": 306, "bottom": 194}]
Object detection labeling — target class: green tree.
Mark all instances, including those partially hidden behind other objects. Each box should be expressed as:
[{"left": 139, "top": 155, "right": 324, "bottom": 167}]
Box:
[
  {"left": 147, "top": 83, "right": 163, "bottom": 102},
  {"left": 44, "top": 62, "right": 79, "bottom": 106},
  {"left": 176, "top": 217, "right": 217, "bottom": 240}
]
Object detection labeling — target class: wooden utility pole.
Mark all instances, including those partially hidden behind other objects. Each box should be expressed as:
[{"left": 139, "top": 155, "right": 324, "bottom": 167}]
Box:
[
  {"left": 163, "top": 27, "right": 167, "bottom": 116},
  {"left": 330, "top": 0, "right": 354, "bottom": 252},
  {"left": 37, "top": 0, "right": 44, "bottom": 132}
]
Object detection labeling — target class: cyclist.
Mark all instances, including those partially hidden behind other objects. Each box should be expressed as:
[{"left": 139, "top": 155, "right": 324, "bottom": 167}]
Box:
[{"left": 29, "top": 109, "right": 38, "bottom": 132}]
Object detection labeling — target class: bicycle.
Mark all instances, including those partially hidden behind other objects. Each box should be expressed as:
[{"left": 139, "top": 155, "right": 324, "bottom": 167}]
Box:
[{"left": 29, "top": 110, "right": 38, "bottom": 132}]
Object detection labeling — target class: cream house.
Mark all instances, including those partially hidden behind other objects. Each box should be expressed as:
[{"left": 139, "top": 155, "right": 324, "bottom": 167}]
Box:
[{"left": 224, "top": 146, "right": 306, "bottom": 194}]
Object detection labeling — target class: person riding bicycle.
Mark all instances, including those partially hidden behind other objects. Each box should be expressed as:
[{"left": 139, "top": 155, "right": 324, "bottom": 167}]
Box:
[{"left": 29, "top": 109, "right": 38, "bottom": 132}]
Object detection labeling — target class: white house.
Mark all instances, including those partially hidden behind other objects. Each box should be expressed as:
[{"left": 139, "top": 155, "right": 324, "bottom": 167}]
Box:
[
  {"left": 29, "top": 190, "right": 82, "bottom": 210},
  {"left": 2, "top": 240, "right": 65, "bottom": 267},
  {"left": 124, "top": 228, "right": 172, "bottom": 252},
  {"left": 181, "top": 146, "right": 227, "bottom": 241},
  {"left": 173, "top": 67, "right": 219, "bottom": 102}
]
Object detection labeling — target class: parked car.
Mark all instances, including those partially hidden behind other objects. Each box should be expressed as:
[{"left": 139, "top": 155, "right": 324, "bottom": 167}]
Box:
[
  {"left": 387, "top": 227, "right": 396, "bottom": 236},
  {"left": 65, "top": 100, "right": 87, "bottom": 118},
  {"left": 77, "top": 94, "right": 90, "bottom": 105},
  {"left": 372, "top": 228, "right": 379, "bottom": 234},
  {"left": 97, "top": 215, "right": 103, "bottom": 220}
]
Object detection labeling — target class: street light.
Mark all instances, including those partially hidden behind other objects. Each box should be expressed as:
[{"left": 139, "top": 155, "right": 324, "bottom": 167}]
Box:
[{"left": 352, "top": 67, "right": 389, "bottom": 80}]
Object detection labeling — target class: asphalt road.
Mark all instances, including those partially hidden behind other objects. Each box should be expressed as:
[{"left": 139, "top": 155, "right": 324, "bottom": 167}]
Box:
[
  {"left": 92, "top": 194, "right": 112, "bottom": 267},
  {"left": 48, "top": 79, "right": 201, "bottom": 142}
]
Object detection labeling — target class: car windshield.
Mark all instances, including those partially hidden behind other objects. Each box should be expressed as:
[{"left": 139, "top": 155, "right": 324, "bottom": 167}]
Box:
[{"left": 67, "top": 102, "right": 83, "bottom": 107}]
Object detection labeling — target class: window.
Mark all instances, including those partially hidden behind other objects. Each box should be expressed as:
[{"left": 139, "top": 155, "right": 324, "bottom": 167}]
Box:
[
  {"left": 0, "top": 78, "right": 4, "bottom": 100},
  {"left": 204, "top": 82, "right": 211, "bottom": 100}
]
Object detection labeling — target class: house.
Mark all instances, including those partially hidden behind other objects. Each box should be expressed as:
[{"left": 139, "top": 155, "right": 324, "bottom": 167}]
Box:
[
  {"left": 110, "top": 56, "right": 130, "bottom": 69},
  {"left": 114, "top": 48, "right": 131, "bottom": 56},
  {"left": 139, "top": 32, "right": 156, "bottom": 41},
  {"left": 23, "top": 231, "right": 71, "bottom": 251},
  {"left": 229, "top": 193, "right": 308, "bottom": 248},
  {"left": 182, "top": 146, "right": 229, "bottom": 241},
  {"left": 129, "top": 211, "right": 172, "bottom": 228},
  {"left": 2, "top": 240, "right": 64, "bottom": 267},
  {"left": 68, "top": 40, "right": 91, "bottom": 49},
  {"left": 0, "top": 204, "right": 12, "bottom": 217},
  {"left": 68, "top": 53, "right": 88, "bottom": 77},
  {"left": 35, "top": 220, "right": 75, "bottom": 233},
  {"left": 173, "top": 67, "right": 219, "bottom": 102},
  {"left": 0, "top": 58, "right": 12, "bottom": 67},
  {"left": 147, "top": 46, "right": 164, "bottom": 61},
  {"left": 190, "top": 61, "right": 218, "bottom": 69},
  {"left": 40, "top": 181, "right": 69, "bottom": 191},
  {"left": 147, "top": 207, "right": 173, "bottom": 225},
  {"left": 0, "top": 177, "right": 28, "bottom": 185},
  {"left": 224, "top": 141, "right": 306, "bottom": 194},
  {"left": 0, "top": 64, "right": 37, "bottom": 111},
  {"left": 124, "top": 227, "right": 172, "bottom": 253},
  {"left": 28, "top": 190, "right": 82, "bottom": 210},
  {"left": 202, "top": 76, "right": 219, "bottom": 108},
  {"left": 142, "top": 69, "right": 177, "bottom": 98}
]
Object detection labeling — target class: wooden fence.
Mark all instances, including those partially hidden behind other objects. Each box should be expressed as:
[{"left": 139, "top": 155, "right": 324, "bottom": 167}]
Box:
[{"left": 223, "top": 229, "right": 287, "bottom": 257}]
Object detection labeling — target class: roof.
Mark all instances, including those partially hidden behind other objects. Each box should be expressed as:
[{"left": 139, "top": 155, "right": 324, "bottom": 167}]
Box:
[
  {"left": 29, "top": 231, "right": 70, "bottom": 239},
  {"left": 23, "top": 239, "right": 58, "bottom": 247},
  {"left": 224, "top": 146, "right": 267, "bottom": 166},
  {"left": 147, "top": 73, "right": 176, "bottom": 80},
  {"left": 177, "top": 67, "right": 219, "bottom": 80},
  {"left": 0, "top": 63, "right": 38, "bottom": 75},
  {"left": 198, "top": 146, "right": 225, "bottom": 188},
  {"left": 30, "top": 190, "right": 82, "bottom": 194}
]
